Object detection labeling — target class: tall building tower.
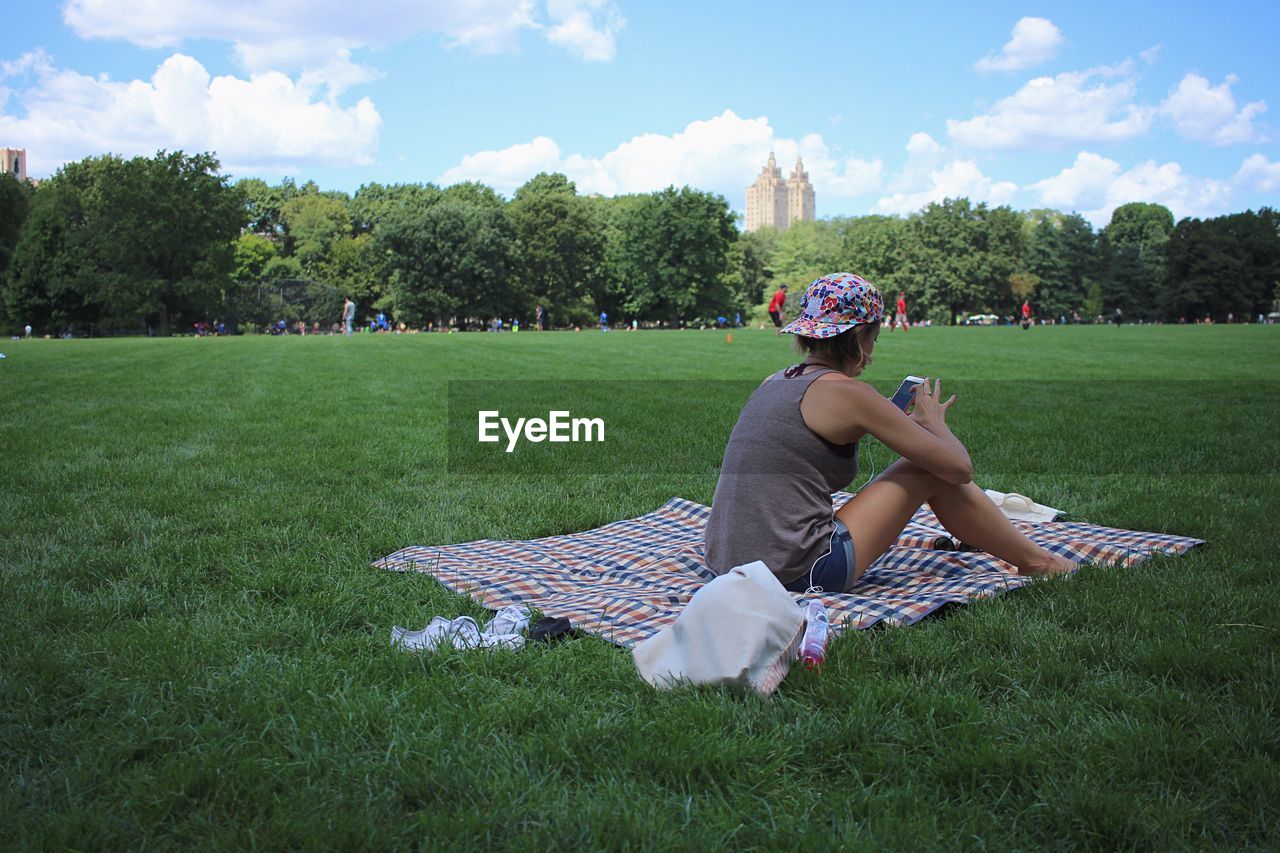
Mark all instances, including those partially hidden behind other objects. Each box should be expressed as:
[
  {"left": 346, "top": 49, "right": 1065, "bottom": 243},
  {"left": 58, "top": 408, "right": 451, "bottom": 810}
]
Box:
[
  {"left": 745, "top": 152, "right": 815, "bottom": 232},
  {"left": 0, "top": 148, "right": 27, "bottom": 181},
  {"left": 745, "top": 153, "right": 789, "bottom": 232},
  {"left": 787, "top": 157, "right": 815, "bottom": 226}
]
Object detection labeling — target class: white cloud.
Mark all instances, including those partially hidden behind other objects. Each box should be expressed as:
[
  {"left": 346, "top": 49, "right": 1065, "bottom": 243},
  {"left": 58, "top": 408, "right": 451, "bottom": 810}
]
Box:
[
  {"left": 1030, "top": 151, "right": 1233, "bottom": 225},
  {"left": 974, "top": 17, "right": 1063, "bottom": 73},
  {"left": 1030, "top": 151, "right": 1120, "bottom": 209},
  {"left": 1233, "top": 153, "right": 1280, "bottom": 194},
  {"left": 793, "top": 135, "right": 883, "bottom": 198},
  {"left": 0, "top": 51, "right": 380, "bottom": 176},
  {"left": 874, "top": 159, "right": 1017, "bottom": 214},
  {"left": 948, "top": 62, "right": 1155, "bottom": 149},
  {"left": 440, "top": 109, "right": 883, "bottom": 206},
  {"left": 545, "top": 0, "right": 625, "bottom": 62},
  {"left": 1160, "top": 73, "right": 1267, "bottom": 145},
  {"left": 61, "top": 0, "right": 621, "bottom": 76},
  {"left": 872, "top": 130, "right": 1015, "bottom": 213},
  {"left": 442, "top": 136, "right": 565, "bottom": 190},
  {"left": 905, "top": 131, "right": 942, "bottom": 158}
]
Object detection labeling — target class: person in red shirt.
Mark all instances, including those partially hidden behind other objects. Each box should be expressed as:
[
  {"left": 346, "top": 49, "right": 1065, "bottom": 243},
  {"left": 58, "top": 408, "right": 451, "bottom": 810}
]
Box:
[
  {"left": 767, "top": 285, "right": 789, "bottom": 328},
  {"left": 891, "top": 291, "right": 909, "bottom": 331},
  {"left": 1021, "top": 300, "right": 1032, "bottom": 330}
]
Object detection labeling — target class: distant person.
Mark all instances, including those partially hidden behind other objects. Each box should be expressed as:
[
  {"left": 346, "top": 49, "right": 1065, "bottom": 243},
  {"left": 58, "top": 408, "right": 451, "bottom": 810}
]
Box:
[
  {"left": 600, "top": 311, "right": 608, "bottom": 332},
  {"left": 892, "top": 291, "right": 910, "bottom": 332},
  {"left": 341, "top": 298, "right": 355, "bottom": 335},
  {"left": 767, "top": 285, "right": 789, "bottom": 328},
  {"left": 24, "top": 324, "right": 32, "bottom": 339},
  {"left": 536, "top": 304, "right": 545, "bottom": 331},
  {"left": 1113, "top": 306, "right": 1124, "bottom": 327},
  {"left": 1021, "top": 300, "right": 1032, "bottom": 330},
  {"left": 513, "top": 318, "right": 520, "bottom": 333},
  {"left": 735, "top": 311, "right": 742, "bottom": 327}
]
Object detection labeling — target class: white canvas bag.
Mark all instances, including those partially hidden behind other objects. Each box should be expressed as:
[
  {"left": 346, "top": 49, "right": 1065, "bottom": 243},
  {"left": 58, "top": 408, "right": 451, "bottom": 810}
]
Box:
[{"left": 632, "top": 561, "right": 805, "bottom": 697}]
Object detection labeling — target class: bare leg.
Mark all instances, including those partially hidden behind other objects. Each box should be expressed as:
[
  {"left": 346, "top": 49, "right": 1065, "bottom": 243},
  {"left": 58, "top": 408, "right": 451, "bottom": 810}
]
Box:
[
  {"left": 926, "top": 481, "right": 1072, "bottom": 575},
  {"left": 836, "top": 458, "right": 1074, "bottom": 581}
]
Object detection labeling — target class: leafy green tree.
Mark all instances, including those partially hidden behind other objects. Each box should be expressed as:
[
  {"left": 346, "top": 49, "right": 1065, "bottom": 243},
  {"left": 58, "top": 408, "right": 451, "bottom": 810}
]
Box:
[
  {"left": 602, "top": 187, "right": 737, "bottom": 325},
  {"left": 1059, "top": 213, "right": 1098, "bottom": 315},
  {"left": 4, "top": 184, "right": 97, "bottom": 334},
  {"left": 592, "top": 193, "right": 649, "bottom": 323},
  {"left": 1008, "top": 271, "right": 1040, "bottom": 304},
  {"left": 901, "top": 198, "right": 990, "bottom": 325},
  {"left": 1101, "top": 202, "right": 1174, "bottom": 318},
  {"left": 1018, "top": 209, "right": 1096, "bottom": 319},
  {"left": 1162, "top": 209, "right": 1280, "bottom": 322},
  {"left": 376, "top": 200, "right": 520, "bottom": 328},
  {"left": 228, "top": 233, "right": 279, "bottom": 331},
  {"left": 837, "top": 215, "right": 907, "bottom": 292},
  {"left": 1024, "top": 217, "right": 1068, "bottom": 316},
  {"left": 232, "top": 233, "right": 275, "bottom": 280},
  {"left": 508, "top": 173, "right": 605, "bottom": 326},
  {"left": 8, "top": 151, "right": 244, "bottom": 334},
  {"left": 441, "top": 181, "right": 505, "bottom": 209},
  {"left": 315, "top": 233, "right": 379, "bottom": 320},
  {"left": 280, "top": 193, "right": 352, "bottom": 270},
  {"left": 236, "top": 177, "right": 299, "bottom": 238},
  {"left": 350, "top": 182, "right": 442, "bottom": 234},
  {"left": 722, "top": 227, "right": 776, "bottom": 311},
  {"left": 0, "top": 172, "right": 34, "bottom": 329},
  {"left": 1220, "top": 208, "right": 1280, "bottom": 319},
  {"left": 768, "top": 220, "right": 842, "bottom": 290},
  {"left": 983, "top": 205, "right": 1026, "bottom": 313}
]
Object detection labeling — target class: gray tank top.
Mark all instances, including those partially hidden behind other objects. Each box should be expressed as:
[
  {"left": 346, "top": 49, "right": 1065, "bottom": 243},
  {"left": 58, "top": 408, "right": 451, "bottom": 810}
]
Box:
[{"left": 704, "top": 366, "right": 859, "bottom": 586}]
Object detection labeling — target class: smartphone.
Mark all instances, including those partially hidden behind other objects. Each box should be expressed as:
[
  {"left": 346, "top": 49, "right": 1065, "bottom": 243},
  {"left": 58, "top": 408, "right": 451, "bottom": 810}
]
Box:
[{"left": 890, "top": 375, "right": 927, "bottom": 411}]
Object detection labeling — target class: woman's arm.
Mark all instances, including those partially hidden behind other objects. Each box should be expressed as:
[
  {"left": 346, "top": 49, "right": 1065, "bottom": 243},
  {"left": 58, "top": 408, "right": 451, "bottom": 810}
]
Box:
[{"left": 801, "top": 377, "right": 973, "bottom": 484}]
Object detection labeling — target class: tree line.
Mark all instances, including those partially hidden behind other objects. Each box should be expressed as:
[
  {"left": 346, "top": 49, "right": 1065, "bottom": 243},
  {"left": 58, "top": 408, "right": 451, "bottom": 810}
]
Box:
[{"left": 1, "top": 150, "right": 1276, "bottom": 336}]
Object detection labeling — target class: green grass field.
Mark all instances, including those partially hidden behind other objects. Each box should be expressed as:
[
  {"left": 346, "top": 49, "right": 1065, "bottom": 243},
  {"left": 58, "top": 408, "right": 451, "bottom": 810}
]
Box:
[{"left": 2, "top": 325, "right": 1278, "bottom": 849}]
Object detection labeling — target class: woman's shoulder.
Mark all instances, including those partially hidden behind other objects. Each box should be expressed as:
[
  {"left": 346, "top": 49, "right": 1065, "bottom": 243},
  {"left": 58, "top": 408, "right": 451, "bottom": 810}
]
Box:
[{"left": 803, "top": 373, "right": 885, "bottom": 409}]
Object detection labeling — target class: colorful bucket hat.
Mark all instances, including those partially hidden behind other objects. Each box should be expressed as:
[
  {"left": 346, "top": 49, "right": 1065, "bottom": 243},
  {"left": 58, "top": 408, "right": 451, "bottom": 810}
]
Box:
[{"left": 779, "top": 272, "right": 885, "bottom": 338}]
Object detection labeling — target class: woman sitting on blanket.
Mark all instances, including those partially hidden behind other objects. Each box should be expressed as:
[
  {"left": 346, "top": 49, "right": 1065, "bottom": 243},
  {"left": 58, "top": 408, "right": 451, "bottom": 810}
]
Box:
[{"left": 704, "top": 272, "right": 1076, "bottom": 593}]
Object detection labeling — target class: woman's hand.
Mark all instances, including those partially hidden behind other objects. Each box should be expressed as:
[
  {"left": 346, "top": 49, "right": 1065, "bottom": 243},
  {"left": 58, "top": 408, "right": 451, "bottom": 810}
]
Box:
[{"left": 908, "top": 378, "right": 958, "bottom": 431}]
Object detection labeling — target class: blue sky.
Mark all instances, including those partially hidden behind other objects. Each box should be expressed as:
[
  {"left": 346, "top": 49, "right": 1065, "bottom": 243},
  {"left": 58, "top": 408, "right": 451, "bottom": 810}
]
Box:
[{"left": 2, "top": 1, "right": 1277, "bottom": 225}]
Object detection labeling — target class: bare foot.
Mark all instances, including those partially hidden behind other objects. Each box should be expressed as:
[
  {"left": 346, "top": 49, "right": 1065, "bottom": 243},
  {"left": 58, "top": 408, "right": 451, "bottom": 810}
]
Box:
[{"left": 1018, "top": 553, "right": 1078, "bottom": 578}]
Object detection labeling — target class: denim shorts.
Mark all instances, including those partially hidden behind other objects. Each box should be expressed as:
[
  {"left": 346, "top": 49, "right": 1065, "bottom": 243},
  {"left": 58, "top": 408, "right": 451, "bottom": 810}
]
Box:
[{"left": 784, "top": 518, "right": 856, "bottom": 594}]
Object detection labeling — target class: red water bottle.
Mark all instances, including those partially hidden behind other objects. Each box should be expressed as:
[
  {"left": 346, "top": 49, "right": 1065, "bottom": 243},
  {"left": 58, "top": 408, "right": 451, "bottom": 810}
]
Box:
[{"left": 799, "top": 600, "right": 829, "bottom": 670}]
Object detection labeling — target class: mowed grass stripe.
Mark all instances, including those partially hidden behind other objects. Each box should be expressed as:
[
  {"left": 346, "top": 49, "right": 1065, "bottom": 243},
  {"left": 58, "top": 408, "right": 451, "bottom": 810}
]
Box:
[{"left": 1, "top": 326, "right": 1277, "bottom": 848}]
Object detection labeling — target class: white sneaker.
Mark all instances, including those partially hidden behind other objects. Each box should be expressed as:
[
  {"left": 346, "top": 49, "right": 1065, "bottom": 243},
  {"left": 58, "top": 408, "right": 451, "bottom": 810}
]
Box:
[
  {"left": 485, "top": 605, "right": 531, "bottom": 637},
  {"left": 392, "top": 609, "right": 528, "bottom": 652},
  {"left": 391, "top": 616, "right": 482, "bottom": 651}
]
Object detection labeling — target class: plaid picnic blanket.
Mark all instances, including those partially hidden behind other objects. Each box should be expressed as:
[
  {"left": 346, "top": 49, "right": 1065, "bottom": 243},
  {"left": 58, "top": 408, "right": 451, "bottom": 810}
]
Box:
[{"left": 375, "top": 493, "right": 1204, "bottom": 648}]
